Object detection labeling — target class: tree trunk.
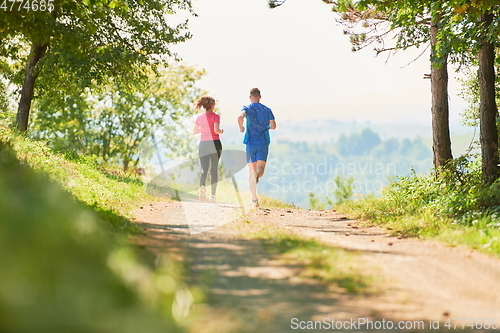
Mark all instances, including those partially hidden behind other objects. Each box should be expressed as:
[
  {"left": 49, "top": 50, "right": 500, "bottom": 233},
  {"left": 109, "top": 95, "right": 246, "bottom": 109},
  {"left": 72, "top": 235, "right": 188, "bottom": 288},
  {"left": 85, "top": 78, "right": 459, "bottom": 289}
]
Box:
[
  {"left": 16, "top": 43, "right": 48, "bottom": 133},
  {"left": 430, "top": 12, "right": 453, "bottom": 169},
  {"left": 478, "top": 12, "right": 499, "bottom": 184}
]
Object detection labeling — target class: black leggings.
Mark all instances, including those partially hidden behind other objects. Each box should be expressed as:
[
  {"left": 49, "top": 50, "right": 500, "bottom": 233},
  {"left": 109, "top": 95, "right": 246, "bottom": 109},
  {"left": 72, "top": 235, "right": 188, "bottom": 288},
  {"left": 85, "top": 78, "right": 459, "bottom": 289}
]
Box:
[{"left": 199, "top": 140, "right": 222, "bottom": 195}]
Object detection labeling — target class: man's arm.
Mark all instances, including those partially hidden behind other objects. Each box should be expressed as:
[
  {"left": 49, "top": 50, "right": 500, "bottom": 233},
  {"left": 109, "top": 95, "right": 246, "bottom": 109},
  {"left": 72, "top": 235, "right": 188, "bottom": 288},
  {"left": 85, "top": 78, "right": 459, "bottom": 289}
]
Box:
[
  {"left": 269, "top": 119, "right": 276, "bottom": 130},
  {"left": 238, "top": 111, "right": 246, "bottom": 132}
]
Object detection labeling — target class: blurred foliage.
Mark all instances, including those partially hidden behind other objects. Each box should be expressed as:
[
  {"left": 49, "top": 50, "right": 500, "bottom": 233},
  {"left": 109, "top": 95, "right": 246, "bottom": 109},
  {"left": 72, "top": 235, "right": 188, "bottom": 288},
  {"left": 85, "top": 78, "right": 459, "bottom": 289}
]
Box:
[
  {"left": 333, "top": 175, "right": 354, "bottom": 205},
  {"left": 0, "top": 0, "right": 201, "bottom": 146},
  {"left": 30, "top": 64, "right": 205, "bottom": 172},
  {"left": 337, "top": 128, "right": 381, "bottom": 157},
  {"left": 459, "top": 49, "right": 500, "bottom": 128},
  {"left": 335, "top": 128, "right": 430, "bottom": 158},
  {"left": 0, "top": 79, "right": 9, "bottom": 113},
  {"left": 0, "top": 0, "right": 194, "bottom": 111},
  {"left": 0, "top": 126, "right": 189, "bottom": 332},
  {"left": 259, "top": 128, "right": 432, "bottom": 208},
  {"left": 380, "top": 156, "right": 500, "bottom": 226},
  {"left": 323, "top": 0, "right": 500, "bottom": 66},
  {"left": 309, "top": 175, "right": 354, "bottom": 210}
]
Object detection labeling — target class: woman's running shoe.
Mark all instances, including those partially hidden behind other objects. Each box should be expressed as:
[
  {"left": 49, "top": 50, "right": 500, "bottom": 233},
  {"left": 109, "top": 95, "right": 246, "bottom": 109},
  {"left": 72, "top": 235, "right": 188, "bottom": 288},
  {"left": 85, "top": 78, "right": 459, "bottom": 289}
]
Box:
[{"left": 199, "top": 186, "right": 206, "bottom": 202}]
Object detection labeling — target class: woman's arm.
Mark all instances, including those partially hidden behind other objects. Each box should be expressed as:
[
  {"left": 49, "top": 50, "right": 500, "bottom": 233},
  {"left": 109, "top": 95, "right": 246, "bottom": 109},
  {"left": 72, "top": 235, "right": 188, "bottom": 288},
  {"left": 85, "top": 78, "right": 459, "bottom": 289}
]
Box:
[
  {"left": 193, "top": 123, "right": 200, "bottom": 135},
  {"left": 214, "top": 122, "right": 224, "bottom": 134}
]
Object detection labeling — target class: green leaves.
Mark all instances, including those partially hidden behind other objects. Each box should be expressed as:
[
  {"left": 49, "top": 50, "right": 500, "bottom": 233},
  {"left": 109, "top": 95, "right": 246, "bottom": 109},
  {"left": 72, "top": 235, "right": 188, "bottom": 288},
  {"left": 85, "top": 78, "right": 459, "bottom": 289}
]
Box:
[
  {"left": 31, "top": 64, "right": 206, "bottom": 171},
  {"left": 327, "top": 0, "right": 496, "bottom": 60},
  {"left": 1, "top": 0, "right": 195, "bottom": 130}
]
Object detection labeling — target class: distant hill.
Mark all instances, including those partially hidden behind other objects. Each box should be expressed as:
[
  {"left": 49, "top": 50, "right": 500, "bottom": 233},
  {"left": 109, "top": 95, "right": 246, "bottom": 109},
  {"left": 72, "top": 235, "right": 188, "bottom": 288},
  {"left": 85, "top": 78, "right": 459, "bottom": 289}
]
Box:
[
  {"left": 223, "top": 117, "right": 474, "bottom": 147},
  {"left": 222, "top": 119, "right": 476, "bottom": 208}
]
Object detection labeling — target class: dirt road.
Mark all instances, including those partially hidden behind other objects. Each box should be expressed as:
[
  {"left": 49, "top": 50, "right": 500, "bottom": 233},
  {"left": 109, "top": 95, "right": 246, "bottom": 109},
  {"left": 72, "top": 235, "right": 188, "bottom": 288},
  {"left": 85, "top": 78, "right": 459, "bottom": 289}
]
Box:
[{"left": 132, "top": 200, "right": 500, "bottom": 333}]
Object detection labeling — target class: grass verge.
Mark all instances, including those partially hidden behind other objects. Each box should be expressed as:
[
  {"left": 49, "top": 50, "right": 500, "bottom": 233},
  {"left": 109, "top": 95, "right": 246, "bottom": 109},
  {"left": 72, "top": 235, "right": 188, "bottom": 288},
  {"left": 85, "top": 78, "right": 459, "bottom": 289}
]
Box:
[
  {"left": 0, "top": 125, "right": 162, "bottom": 233},
  {"left": 337, "top": 180, "right": 500, "bottom": 257}
]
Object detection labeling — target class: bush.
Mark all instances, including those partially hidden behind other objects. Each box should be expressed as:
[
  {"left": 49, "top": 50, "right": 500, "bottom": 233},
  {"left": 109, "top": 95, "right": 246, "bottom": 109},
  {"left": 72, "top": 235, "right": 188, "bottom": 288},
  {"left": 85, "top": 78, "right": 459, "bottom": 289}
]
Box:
[
  {"left": 338, "top": 155, "right": 500, "bottom": 255},
  {"left": 383, "top": 156, "right": 500, "bottom": 225}
]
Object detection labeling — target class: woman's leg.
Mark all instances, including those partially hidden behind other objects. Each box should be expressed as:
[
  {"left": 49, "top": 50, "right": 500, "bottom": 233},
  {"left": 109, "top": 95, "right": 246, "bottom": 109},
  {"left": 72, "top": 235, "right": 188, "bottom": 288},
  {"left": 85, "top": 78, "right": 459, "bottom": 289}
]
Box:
[
  {"left": 199, "top": 143, "right": 210, "bottom": 188},
  {"left": 210, "top": 141, "right": 223, "bottom": 196}
]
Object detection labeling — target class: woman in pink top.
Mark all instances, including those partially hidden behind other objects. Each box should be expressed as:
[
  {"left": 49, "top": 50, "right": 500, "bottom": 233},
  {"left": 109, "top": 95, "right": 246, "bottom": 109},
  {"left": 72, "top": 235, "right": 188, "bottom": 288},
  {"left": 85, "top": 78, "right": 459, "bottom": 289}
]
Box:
[{"left": 193, "top": 96, "right": 224, "bottom": 202}]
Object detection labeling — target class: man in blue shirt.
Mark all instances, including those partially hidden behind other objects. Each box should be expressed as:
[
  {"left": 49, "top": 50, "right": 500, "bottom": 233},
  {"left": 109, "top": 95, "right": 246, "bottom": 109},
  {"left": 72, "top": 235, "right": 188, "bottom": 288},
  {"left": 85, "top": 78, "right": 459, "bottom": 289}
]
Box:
[{"left": 238, "top": 88, "right": 276, "bottom": 207}]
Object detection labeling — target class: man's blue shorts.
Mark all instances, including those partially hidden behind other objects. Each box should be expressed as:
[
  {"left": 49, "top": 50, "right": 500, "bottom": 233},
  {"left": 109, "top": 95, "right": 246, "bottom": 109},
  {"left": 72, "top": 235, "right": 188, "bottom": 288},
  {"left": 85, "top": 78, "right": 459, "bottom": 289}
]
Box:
[{"left": 246, "top": 144, "right": 269, "bottom": 163}]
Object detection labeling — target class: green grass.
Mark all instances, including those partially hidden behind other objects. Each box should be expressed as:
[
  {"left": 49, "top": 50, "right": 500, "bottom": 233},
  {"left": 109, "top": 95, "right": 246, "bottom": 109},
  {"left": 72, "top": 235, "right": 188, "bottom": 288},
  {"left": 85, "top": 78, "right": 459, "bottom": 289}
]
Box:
[
  {"left": 0, "top": 125, "right": 161, "bottom": 233},
  {"left": 337, "top": 166, "right": 500, "bottom": 256},
  {"left": 256, "top": 195, "right": 299, "bottom": 209},
  {"left": 0, "top": 125, "right": 189, "bottom": 332}
]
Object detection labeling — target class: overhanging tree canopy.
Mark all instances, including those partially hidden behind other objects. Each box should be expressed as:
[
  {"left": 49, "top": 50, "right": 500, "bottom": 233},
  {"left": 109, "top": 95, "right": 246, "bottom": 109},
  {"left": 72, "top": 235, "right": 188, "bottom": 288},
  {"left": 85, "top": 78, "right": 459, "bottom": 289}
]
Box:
[
  {"left": 0, "top": 0, "right": 193, "bottom": 132},
  {"left": 31, "top": 64, "right": 206, "bottom": 172}
]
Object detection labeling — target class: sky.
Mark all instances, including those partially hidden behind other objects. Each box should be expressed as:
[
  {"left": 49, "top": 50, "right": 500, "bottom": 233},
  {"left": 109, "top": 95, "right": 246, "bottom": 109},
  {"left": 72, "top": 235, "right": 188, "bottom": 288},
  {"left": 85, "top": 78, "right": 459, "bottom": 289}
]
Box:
[{"left": 172, "top": 0, "right": 471, "bottom": 128}]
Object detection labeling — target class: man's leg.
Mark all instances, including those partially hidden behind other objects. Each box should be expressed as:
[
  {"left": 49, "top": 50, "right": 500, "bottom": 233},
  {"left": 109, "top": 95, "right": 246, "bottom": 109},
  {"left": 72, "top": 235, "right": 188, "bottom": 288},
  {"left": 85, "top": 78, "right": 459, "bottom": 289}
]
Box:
[
  {"left": 248, "top": 161, "right": 258, "bottom": 201},
  {"left": 255, "top": 160, "right": 266, "bottom": 180},
  {"left": 255, "top": 144, "right": 269, "bottom": 182}
]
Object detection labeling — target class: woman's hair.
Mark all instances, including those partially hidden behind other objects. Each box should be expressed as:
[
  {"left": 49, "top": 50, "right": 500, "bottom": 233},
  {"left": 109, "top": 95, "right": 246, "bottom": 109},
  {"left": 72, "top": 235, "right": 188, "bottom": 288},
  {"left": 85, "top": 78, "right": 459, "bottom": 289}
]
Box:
[{"left": 195, "top": 96, "right": 216, "bottom": 111}]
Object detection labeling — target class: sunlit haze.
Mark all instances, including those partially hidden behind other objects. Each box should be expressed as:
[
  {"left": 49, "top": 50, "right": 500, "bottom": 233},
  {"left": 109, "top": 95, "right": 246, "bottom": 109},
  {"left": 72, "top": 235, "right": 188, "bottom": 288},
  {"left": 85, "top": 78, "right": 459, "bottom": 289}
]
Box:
[{"left": 173, "top": 0, "right": 470, "bottom": 130}]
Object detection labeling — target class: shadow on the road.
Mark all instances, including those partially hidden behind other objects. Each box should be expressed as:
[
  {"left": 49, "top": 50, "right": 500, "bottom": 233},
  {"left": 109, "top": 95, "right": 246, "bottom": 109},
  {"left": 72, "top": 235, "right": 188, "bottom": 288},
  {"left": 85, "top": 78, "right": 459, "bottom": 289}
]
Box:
[{"left": 131, "top": 217, "right": 491, "bottom": 333}]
